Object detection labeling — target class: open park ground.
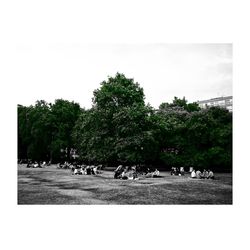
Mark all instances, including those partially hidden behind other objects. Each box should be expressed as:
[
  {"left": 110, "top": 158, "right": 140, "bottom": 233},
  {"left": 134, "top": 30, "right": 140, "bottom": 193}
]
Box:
[{"left": 18, "top": 164, "right": 232, "bottom": 205}]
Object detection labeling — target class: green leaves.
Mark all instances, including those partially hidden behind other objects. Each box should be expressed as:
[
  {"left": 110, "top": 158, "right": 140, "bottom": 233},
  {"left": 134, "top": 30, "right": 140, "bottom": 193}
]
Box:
[
  {"left": 18, "top": 75, "right": 232, "bottom": 171},
  {"left": 73, "top": 73, "right": 158, "bottom": 166},
  {"left": 93, "top": 73, "right": 145, "bottom": 109},
  {"left": 159, "top": 97, "right": 200, "bottom": 112},
  {"left": 18, "top": 99, "right": 81, "bottom": 162},
  {"left": 157, "top": 102, "right": 232, "bottom": 170}
]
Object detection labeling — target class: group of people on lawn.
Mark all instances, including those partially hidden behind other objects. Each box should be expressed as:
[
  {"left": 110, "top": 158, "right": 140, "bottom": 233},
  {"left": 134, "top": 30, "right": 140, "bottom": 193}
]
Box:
[
  {"left": 26, "top": 160, "right": 51, "bottom": 168},
  {"left": 190, "top": 169, "right": 214, "bottom": 179},
  {"left": 170, "top": 166, "right": 215, "bottom": 179},
  {"left": 23, "top": 159, "right": 215, "bottom": 180},
  {"left": 171, "top": 167, "right": 185, "bottom": 176},
  {"left": 114, "top": 165, "right": 160, "bottom": 180},
  {"left": 171, "top": 166, "right": 214, "bottom": 179},
  {"left": 57, "top": 161, "right": 101, "bottom": 175},
  {"left": 71, "top": 164, "right": 100, "bottom": 175},
  {"left": 72, "top": 163, "right": 160, "bottom": 179}
]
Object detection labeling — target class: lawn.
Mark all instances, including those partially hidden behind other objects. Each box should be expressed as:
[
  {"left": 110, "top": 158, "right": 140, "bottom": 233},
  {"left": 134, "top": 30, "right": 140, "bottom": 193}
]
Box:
[{"left": 18, "top": 164, "right": 232, "bottom": 205}]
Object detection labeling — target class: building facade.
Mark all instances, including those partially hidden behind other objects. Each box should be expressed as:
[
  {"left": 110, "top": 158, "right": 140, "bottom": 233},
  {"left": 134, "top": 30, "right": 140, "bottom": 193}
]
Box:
[{"left": 197, "top": 96, "right": 232, "bottom": 112}]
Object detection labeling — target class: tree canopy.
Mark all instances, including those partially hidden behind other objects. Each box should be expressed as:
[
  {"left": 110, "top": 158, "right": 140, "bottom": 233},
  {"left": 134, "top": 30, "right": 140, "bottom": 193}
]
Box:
[
  {"left": 18, "top": 99, "right": 81, "bottom": 162},
  {"left": 156, "top": 100, "right": 232, "bottom": 171},
  {"left": 73, "top": 73, "right": 158, "bottom": 166},
  {"left": 18, "top": 73, "right": 232, "bottom": 171}
]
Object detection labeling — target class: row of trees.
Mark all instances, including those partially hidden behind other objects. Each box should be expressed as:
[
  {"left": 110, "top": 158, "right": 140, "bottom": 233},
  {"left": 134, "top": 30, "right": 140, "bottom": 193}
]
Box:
[
  {"left": 18, "top": 73, "right": 232, "bottom": 171},
  {"left": 18, "top": 99, "right": 82, "bottom": 163}
]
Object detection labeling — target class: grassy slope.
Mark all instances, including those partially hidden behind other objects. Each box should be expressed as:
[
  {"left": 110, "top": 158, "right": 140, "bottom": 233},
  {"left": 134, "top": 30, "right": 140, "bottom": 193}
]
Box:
[{"left": 18, "top": 165, "right": 232, "bottom": 205}]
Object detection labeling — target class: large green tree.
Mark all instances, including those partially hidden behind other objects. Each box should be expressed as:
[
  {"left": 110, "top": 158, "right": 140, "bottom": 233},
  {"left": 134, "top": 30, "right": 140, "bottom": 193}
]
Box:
[{"left": 73, "top": 73, "right": 158, "bottom": 166}]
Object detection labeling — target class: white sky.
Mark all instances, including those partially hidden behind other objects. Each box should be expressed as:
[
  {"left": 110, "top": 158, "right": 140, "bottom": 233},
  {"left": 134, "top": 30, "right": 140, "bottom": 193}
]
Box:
[{"left": 14, "top": 43, "right": 232, "bottom": 109}]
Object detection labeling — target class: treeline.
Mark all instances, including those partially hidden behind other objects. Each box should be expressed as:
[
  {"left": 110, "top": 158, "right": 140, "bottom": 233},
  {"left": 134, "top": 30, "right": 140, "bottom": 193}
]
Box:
[
  {"left": 18, "top": 99, "right": 82, "bottom": 163},
  {"left": 18, "top": 73, "right": 232, "bottom": 171}
]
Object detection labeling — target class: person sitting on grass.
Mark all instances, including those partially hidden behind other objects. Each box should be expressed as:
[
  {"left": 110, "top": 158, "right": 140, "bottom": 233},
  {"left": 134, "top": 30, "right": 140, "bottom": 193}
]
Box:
[
  {"left": 64, "top": 161, "right": 71, "bottom": 169},
  {"left": 27, "top": 160, "right": 32, "bottom": 168},
  {"left": 180, "top": 167, "right": 185, "bottom": 175},
  {"left": 33, "top": 161, "right": 39, "bottom": 168},
  {"left": 191, "top": 169, "right": 196, "bottom": 178},
  {"left": 171, "top": 167, "right": 182, "bottom": 176},
  {"left": 93, "top": 166, "right": 98, "bottom": 175},
  {"left": 79, "top": 167, "right": 84, "bottom": 175},
  {"left": 207, "top": 169, "right": 214, "bottom": 179},
  {"left": 152, "top": 169, "right": 160, "bottom": 178},
  {"left": 133, "top": 170, "right": 139, "bottom": 180},
  {"left": 126, "top": 168, "right": 135, "bottom": 180},
  {"left": 72, "top": 166, "right": 84, "bottom": 175},
  {"left": 73, "top": 168, "right": 78, "bottom": 175},
  {"left": 121, "top": 170, "right": 128, "bottom": 180},
  {"left": 202, "top": 169, "right": 209, "bottom": 179},
  {"left": 171, "top": 167, "right": 179, "bottom": 175},
  {"left": 114, "top": 165, "right": 124, "bottom": 179},
  {"left": 41, "top": 161, "right": 46, "bottom": 167},
  {"left": 176, "top": 167, "right": 181, "bottom": 175},
  {"left": 196, "top": 169, "right": 202, "bottom": 179},
  {"left": 90, "top": 166, "right": 96, "bottom": 175},
  {"left": 86, "top": 166, "right": 91, "bottom": 175},
  {"left": 145, "top": 167, "right": 151, "bottom": 175},
  {"left": 170, "top": 167, "right": 175, "bottom": 175}
]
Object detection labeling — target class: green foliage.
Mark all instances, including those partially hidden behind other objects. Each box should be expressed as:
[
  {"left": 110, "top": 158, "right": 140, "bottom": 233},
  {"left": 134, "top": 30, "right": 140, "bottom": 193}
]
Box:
[
  {"left": 18, "top": 105, "right": 31, "bottom": 159},
  {"left": 18, "top": 73, "right": 232, "bottom": 171},
  {"left": 18, "top": 99, "right": 81, "bottom": 162},
  {"left": 159, "top": 97, "right": 201, "bottom": 112},
  {"left": 157, "top": 102, "right": 232, "bottom": 171},
  {"left": 49, "top": 99, "right": 81, "bottom": 162},
  {"left": 93, "top": 73, "right": 145, "bottom": 109},
  {"left": 18, "top": 101, "right": 52, "bottom": 161},
  {"left": 73, "top": 73, "right": 158, "bottom": 166}
]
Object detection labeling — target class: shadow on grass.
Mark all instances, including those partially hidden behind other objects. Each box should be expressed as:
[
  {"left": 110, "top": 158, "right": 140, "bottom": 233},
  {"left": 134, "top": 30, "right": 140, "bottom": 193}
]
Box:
[{"left": 18, "top": 168, "right": 232, "bottom": 205}]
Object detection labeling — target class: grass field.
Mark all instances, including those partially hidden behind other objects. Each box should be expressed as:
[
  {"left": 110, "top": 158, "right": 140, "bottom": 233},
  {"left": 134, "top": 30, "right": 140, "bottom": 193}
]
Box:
[{"left": 18, "top": 164, "right": 232, "bottom": 205}]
